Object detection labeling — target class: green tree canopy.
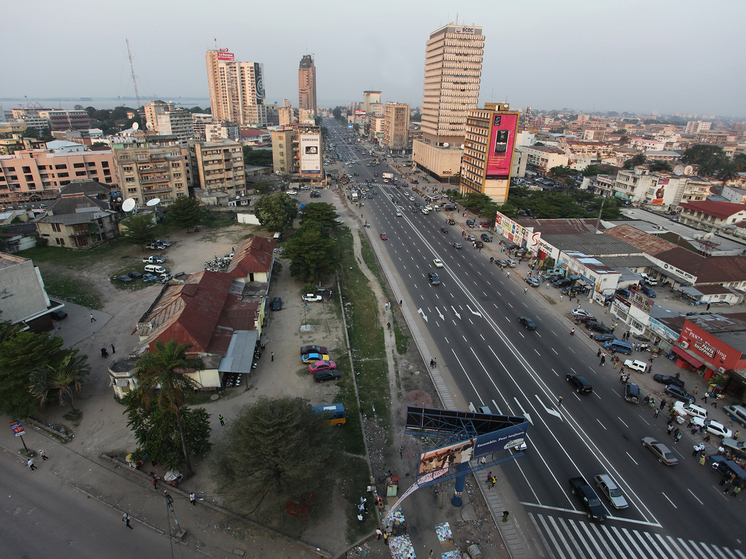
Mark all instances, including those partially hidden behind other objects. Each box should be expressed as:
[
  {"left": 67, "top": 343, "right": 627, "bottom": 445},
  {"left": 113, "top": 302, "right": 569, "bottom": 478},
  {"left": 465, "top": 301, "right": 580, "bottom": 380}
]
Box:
[
  {"left": 332, "top": 107, "right": 343, "bottom": 119},
  {"left": 252, "top": 181, "right": 273, "bottom": 195},
  {"left": 31, "top": 350, "right": 90, "bottom": 412},
  {"left": 134, "top": 340, "right": 204, "bottom": 475},
  {"left": 301, "top": 202, "right": 338, "bottom": 228},
  {"left": 649, "top": 161, "right": 673, "bottom": 173},
  {"left": 211, "top": 396, "right": 335, "bottom": 515},
  {"left": 284, "top": 222, "right": 339, "bottom": 283},
  {"left": 623, "top": 153, "right": 647, "bottom": 169},
  {"left": 122, "top": 213, "right": 157, "bottom": 246},
  {"left": 254, "top": 193, "right": 298, "bottom": 232},
  {"left": 167, "top": 196, "right": 203, "bottom": 232},
  {"left": 125, "top": 392, "right": 211, "bottom": 470},
  {"left": 242, "top": 146, "right": 273, "bottom": 166},
  {"left": 507, "top": 186, "right": 622, "bottom": 220}
]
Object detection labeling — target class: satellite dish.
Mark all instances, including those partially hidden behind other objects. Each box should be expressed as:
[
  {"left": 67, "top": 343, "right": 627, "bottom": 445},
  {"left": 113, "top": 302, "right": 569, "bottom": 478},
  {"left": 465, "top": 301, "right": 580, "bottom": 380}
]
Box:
[
  {"left": 443, "top": 142, "right": 450, "bottom": 148},
  {"left": 703, "top": 232, "right": 715, "bottom": 241},
  {"left": 132, "top": 122, "right": 139, "bottom": 130},
  {"left": 673, "top": 165, "right": 685, "bottom": 176},
  {"left": 684, "top": 165, "right": 694, "bottom": 175},
  {"left": 122, "top": 198, "right": 136, "bottom": 212},
  {"left": 146, "top": 198, "right": 161, "bottom": 207}
]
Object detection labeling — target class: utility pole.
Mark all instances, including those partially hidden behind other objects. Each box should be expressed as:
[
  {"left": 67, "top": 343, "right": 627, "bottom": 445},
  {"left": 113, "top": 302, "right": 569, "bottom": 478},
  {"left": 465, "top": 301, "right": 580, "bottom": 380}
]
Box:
[{"left": 126, "top": 39, "right": 141, "bottom": 109}]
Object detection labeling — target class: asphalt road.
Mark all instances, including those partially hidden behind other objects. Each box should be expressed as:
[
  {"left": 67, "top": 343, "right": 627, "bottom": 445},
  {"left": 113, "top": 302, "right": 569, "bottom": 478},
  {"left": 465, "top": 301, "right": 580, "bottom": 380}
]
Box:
[{"left": 325, "top": 121, "right": 746, "bottom": 557}]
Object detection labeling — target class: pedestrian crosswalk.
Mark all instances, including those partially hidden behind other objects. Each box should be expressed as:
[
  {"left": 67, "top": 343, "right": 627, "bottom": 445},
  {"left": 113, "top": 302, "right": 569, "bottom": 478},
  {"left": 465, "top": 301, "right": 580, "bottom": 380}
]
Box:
[{"left": 528, "top": 512, "right": 746, "bottom": 559}]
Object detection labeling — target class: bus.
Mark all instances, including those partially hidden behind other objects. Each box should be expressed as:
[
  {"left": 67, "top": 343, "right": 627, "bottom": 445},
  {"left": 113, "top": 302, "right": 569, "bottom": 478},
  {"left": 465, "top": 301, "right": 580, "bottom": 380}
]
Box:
[{"left": 312, "top": 403, "right": 346, "bottom": 426}]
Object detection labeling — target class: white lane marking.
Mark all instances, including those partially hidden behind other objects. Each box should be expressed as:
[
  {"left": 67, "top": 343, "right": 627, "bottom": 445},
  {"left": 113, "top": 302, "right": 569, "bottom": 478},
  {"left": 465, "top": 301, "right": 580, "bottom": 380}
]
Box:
[
  {"left": 661, "top": 492, "right": 677, "bottom": 509},
  {"left": 596, "top": 419, "right": 607, "bottom": 430},
  {"left": 687, "top": 489, "right": 703, "bottom": 505},
  {"left": 436, "top": 308, "right": 444, "bottom": 320},
  {"left": 418, "top": 308, "right": 428, "bottom": 322},
  {"left": 617, "top": 417, "right": 629, "bottom": 428},
  {"left": 626, "top": 452, "right": 638, "bottom": 465},
  {"left": 451, "top": 306, "right": 461, "bottom": 319},
  {"left": 535, "top": 395, "right": 562, "bottom": 420},
  {"left": 466, "top": 305, "right": 482, "bottom": 317}
]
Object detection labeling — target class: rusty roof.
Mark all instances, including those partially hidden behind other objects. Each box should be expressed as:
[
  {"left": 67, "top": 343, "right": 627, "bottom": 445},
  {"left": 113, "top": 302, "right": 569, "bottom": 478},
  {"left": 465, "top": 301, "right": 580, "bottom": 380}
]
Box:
[
  {"left": 603, "top": 224, "right": 681, "bottom": 256},
  {"left": 516, "top": 218, "right": 605, "bottom": 235},
  {"left": 680, "top": 200, "right": 746, "bottom": 219},
  {"left": 226, "top": 235, "right": 276, "bottom": 278}
]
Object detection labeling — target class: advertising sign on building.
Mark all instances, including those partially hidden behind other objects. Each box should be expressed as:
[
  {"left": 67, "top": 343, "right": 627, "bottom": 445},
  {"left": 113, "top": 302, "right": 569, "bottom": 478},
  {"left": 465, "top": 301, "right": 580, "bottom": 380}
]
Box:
[
  {"left": 253, "top": 63, "right": 265, "bottom": 103},
  {"left": 217, "top": 49, "right": 234, "bottom": 61},
  {"left": 486, "top": 113, "right": 519, "bottom": 180},
  {"left": 300, "top": 135, "right": 321, "bottom": 174}
]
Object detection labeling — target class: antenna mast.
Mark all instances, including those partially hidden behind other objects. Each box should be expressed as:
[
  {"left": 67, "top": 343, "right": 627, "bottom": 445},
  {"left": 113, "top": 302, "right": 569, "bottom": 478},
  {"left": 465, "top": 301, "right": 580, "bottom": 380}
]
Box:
[{"left": 126, "top": 39, "right": 141, "bottom": 108}]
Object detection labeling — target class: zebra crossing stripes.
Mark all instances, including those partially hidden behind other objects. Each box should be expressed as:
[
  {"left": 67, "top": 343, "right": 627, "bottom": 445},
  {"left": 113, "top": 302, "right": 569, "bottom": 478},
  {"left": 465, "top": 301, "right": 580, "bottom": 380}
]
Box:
[{"left": 528, "top": 512, "right": 746, "bottom": 559}]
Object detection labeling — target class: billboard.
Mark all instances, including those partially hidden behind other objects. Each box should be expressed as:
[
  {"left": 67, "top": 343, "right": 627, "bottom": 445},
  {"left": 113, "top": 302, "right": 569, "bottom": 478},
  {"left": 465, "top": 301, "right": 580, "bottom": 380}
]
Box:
[
  {"left": 217, "top": 48, "right": 234, "bottom": 61},
  {"left": 254, "top": 63, "right": 265, "bottom": 103},
  {"left": 300, "top": 135, "right": 321, "bottom": 174},
  {"left": 486, "top": 112, "right": 519, "bottom": 180}
]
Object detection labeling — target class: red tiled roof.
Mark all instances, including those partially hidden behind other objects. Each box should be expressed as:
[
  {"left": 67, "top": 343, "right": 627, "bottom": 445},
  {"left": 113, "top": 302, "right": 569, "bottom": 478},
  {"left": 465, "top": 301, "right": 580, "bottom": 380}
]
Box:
[
  {"left": 680, "top": 200, "right": 746, "bottom": 219},
  {"left": 226, "top": 236, "right": 275, "bottom": 278},
  {"left": 240, "top": 129, "right": 266, "bottom": 138}
]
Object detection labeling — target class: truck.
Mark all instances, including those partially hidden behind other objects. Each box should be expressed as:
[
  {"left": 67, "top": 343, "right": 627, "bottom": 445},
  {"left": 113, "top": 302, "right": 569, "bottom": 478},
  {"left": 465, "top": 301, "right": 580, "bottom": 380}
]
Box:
[{"left": 382, "top": 172, "right": 394, "bottom": 180}]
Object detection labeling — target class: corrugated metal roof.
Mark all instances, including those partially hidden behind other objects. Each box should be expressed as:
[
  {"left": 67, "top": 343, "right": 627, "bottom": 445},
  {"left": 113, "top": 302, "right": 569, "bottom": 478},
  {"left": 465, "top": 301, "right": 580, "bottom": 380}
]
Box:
[
  {"left": 516, "top": 218, "right": 604, "bottom": 235},
  {"left": 603, "top": 224, "right": 680, "bottom": 256},
  {"left": 227, "top": 235, "right": 275, "bottom": 277},
  {"left": 680, "top": 200, "right": 746, "bottom": 219}
]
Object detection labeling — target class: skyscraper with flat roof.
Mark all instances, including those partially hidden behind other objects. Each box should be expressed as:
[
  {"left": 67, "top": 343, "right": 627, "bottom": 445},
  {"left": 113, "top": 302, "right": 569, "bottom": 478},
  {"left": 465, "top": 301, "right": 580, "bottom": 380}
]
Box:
[
  {"left": 298, "top": 55, "right": 317, "bottom": 116},
  {"left": 205, "top": 49, "right": 267, "bottom": 127},
  {"left": 412, "top": 23, "right": 484, "bottom": 181}
]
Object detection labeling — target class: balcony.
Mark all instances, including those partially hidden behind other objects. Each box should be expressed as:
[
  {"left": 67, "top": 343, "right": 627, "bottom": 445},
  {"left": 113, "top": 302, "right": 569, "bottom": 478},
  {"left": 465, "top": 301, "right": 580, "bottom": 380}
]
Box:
[{"left": 140, "top": 174, "right": 172, "bottom": 184}]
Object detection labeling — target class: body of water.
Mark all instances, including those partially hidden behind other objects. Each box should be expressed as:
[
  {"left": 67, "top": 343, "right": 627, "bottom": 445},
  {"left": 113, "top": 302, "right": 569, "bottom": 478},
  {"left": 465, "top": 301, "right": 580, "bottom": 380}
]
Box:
[{"left": 0, "top": 97, "right": 212, "bottom": 111}]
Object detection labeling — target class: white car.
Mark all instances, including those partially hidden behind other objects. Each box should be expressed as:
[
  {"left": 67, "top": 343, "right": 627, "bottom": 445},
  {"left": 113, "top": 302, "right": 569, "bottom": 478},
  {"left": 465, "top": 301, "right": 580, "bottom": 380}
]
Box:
[
  {"left": 624, "top": 359, "right": 648, "bottom": 373},
  {"left": 433, "top": 258, "right": 444, "bottom": 268},
  {"left": 302, "top": 294, "right": 323, "bottom": 302},
  {"left": 594, "top": 474, "right": 629, "bottom": 510},
  {"left": 571, "top": 308, "right": 593, "bottom": 318},
  {"left": 691, "top": 418, "right": 733, "bottom": 439}
]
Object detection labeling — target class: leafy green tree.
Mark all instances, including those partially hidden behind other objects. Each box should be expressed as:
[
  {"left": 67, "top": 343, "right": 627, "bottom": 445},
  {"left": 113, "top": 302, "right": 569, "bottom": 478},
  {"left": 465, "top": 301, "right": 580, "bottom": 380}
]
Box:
[
  {"left": 134, "top": 340, "right": 204, "bottom": 476},
  {"left": 125, "top": 392, "right": 211, "bottom": 470},
  {"left": 211, "top": 396, "right": 335, "bottom": 515},
  {"left": 0, "top": 330, "right": 66, "bottom": 418},
  {"left": 332, "top": 107, "right": 342, "bottom": 119},
  {"left": 242, "top": 146, "right": 273, "bottom": 166},
  {"left": 623, "top": 153, "right": 647, "bottom": 169},
  {"left": 254, "top": 193, "right": 298, "bottom": 232},
  {"left": 167, "top": 196, "right": 203, "bottom": 232},
  {"left": 649, "top": 161, "right": 673, "bottom": 173},
  {"left": 30, "top": 350, "right": 90, "bottom": 412},
  {"left": 284, "top": 223, "right": 339, "bottom": 283},
  {"left": 582, "top": 165, "right": 600, "bottom": 176},
  {"left": 253, "top": 181, "right": 273, "bottom": 195},
  {"left": 717, "top": 160, "right": 739, "bottom": 183},
  {"left": 122, "top": 213, "right": 156, "bottom": 247},
  {"left": 301, "top": 202, "right": 338, "bottom": 228},
  {"left": 734, "top": 154, "right": 746, "bottom": 172}
]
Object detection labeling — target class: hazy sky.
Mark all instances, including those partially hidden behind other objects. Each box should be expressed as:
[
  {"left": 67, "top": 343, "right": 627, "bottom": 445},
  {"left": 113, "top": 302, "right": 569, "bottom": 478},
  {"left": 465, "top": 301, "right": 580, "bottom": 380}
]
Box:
[{"left": 3, "top": 0, "right": 745, "bottom": 117}]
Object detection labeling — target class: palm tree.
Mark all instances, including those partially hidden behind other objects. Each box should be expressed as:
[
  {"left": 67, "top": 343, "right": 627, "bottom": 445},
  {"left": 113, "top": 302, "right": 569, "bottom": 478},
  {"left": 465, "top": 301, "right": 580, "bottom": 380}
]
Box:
[
  {"left": 31, "top": 350, "right": 91, "bottom": 412},
  {"left": 716, "top": 160, "right": 739, "bottom": 183},
  {"left": 134, "top": 340, "right": 203, "bottom": 476}
]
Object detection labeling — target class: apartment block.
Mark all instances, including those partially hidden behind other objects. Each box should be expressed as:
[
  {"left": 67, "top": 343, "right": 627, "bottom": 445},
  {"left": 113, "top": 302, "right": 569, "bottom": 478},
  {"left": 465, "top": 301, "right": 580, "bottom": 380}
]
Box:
[
  {"left": 112, "top": 136, "right": 188, "bottom": 206},
  {"left": 412, "top": 23, "right": 484, "bottom": 180},
  {"left": 271, "top": 129, "right": 296, "bottom": 175},
  {"left": 515, "top": 145, "right": 568, "bottom": 173},
  {"left": 205, "top": 122, "right": 240, "bottom": 142},
  {"left": 383, "top": 103, "right": 410, "bottom": 152},
  {"left": 298, "top": 55, "right": 317, "bottom": 115},
  {"left": 205, "top": 49, "right": 267, "bottom": 127},
  {"left": 192, "top": 113, "right": 214, "bottom": 140},
  {"left": 188, "top": 140, "right": 246, "bottom": 198},
  {"left": 0, "top": 149, "right": 115, "bottom": 205},
  {"left": 144, "top": 100, "right": 195, "bottom": 141},
  {"left": 279, "top": 106, "right": 297, "bottom": 126},
  {"left": 37, "top": 110, "right": 90, "bottom": 131},
  {"left": 613, "top": 168, "right": 686, "bottom": 206},
  {"left": 271, "top": 126, "right": 323, "bottom": 181}
]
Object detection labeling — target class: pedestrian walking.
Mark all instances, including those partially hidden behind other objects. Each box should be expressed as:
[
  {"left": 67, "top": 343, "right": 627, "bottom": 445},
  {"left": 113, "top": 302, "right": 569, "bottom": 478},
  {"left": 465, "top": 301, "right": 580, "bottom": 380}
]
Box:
[
  {"left": 597, "top": 349, "right": 602, "bottom": 358},
  {"left": 733, "top": 485, "right": 742, "bottom": 497},
  {"left": 654, "top": 408, "right": 660, "bottom": 418},
  {"left": 558, "top": 396, "right": 564, "bottom": 406},
  {"left": 433, "top": 357, "right": 437, "bottom": 367},
  {"left": 699, "top": 453, "right": 706, "bottom": 466},
  {"left": 693, "top": 444, "right": 703, "bottom": 456},
  {"left": 600, "top": 355, "right": 606, "bottom": 366},
  {"left": 28, "top": 458, "right": 37, "bottom": 471},
  {"left": 122, "top": 512, "right": 132, "bottom": 529},
  {"left": 190, "top": 493, "right": 196, "bottom": 506},
  {"left": 486, "top": 471, "right": 492, "bottom": 484},
  {"left": 735, "top": 431, "right": 741, "bottom": 440},
  {"left": 660, "top": 399, "right": 666, "bottom": 410},
  {"left": 376, "top": 529, "right": 383, "bottom": 540},
  {"left": 702, "top": 394, "right": 708, "bottom": 404},
  {"left": 219, "top": 414, "right": 225, "bottom": 426},
  {"left": 111, "top": 344, "right": 116, "bottom": 354},
  {"left": 101, "top": 347, "right": 108, "bottom": 358},
  {"left": 667, "top": 424, "right": 674, "bottom": 435},
  {"left": 383, "top": 533, "right": 389, "bottom": 546},
  {"left": 525, "top": 287, "right": 528, "bottom": 294},
  {"left": 502, "top": 511, "right": 510, "bottom": 522},
  {"left": 692, "top": 387, "right": 699, "bottom": 395},
  {"left": 271, "top": 352, "right": 274, "bottom": 362},
  {"left": 152, "top": 476, "right": 158, "bottom": 489},
  {"left": 39, "top": 449, "right": 48, "bottom": 460},
  {"left": 506, "top": 272, "right": 510, "bottom": 279},
  {"left": 614, "top": 360, "right": 618, "bottom": 369},
  {"left": 643, "top": 395, "right": 650, "bottom": 406},
  {"left": 490, "top": 476, "right": 496, "bottom": 489},
  {"left": 90, "top": 312, "right": 96, "bottom": 322},
  {"left": 560, "top": 295, "right": 563, "bottom": 302},
  {"left": 711, "top": 400, "right": 718, "bottom": 408}
]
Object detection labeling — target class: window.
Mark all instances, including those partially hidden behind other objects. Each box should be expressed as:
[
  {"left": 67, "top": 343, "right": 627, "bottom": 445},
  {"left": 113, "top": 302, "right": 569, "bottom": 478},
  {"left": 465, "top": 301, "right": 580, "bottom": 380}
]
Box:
[
  {"left": 102, "top": 161, "right": 109, "bottom": 167},
  {"left": 22, "top": 166, "right": 31, "bottom": 173},
  {"left": 73, "top": 163, "right": 85, "bottom": 168},
  {"left": 58, "top": 172, "right": 69, "bottom": 178},
  {"left": 55, "top": 164, "right": 67, "bottom": 170},
  {"left": 76, "top": 171, "right": 86, "bottom": 176},
  {"left": 28, "top": 183, "right": 36, "bottom": 190},
  {"left": 55, "top": 237, "right": 65, "bottom": 246},
  {"left": 52, "top": 223, "right": 61, "bottom": 232},
  {"left": 103, "top": 169, "right": 110, "bottom": 175}
]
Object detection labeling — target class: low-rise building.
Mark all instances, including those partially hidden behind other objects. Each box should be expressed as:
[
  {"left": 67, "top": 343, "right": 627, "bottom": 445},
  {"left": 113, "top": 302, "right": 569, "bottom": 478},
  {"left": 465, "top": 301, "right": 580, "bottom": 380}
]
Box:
[
  {"left": 515, "top": 144, "right": 568, "bottom": 173},
  {"left": 188, "top": 140, "right": 246, "bottom": 203},
  {"left": 678, "top": 200, "right": 746, "bottom": 234},
  {"left": 0, "top": 252, "right": 64, "bottom": 331}
]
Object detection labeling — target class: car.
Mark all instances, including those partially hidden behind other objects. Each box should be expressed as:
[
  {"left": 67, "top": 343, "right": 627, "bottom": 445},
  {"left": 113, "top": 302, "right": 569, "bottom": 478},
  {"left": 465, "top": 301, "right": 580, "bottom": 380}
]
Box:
[
  {"left": 156, "top": 239, "right": 171, "bottom": 247},
  {"left": 640, "top": 285, "right": 657, "bottom": 298},
  {"left": 593, "top": 474, "right": 629, "bottom": 510},
  {"left": 721, "top": 438, "right": 746, "bottom": 458},
  {"left": 302, "top": 352, "right": 331, "bottom": 364},
  {"left": 452, "top": 242, "right": 462, "bottom": 249},
  {"left": 571, "top": 308, "right": 593, "bottom": 318},
  {"left": 692, "top": 419, "right": 733, "bottom": 439},
  {"left": 653, "top": 374, "right": 686, "bottom": 388},
  {"left": 519, "top": 317, "right": 537, "bottom": 330},
  {"left": 142, "top": 273, "right": 158, "bottom": 282},
  {"left": 474, "top": 241, "right": 484, "bottom": 249},
  {"left": 466, "top": 234, "right": 476, "bottom": 242},
  {"left": 302, "top": 294, "right": 323, "bottom": 302},
  {"left": 433, "top": 258, "right": 444, "bottom": 268},
  {"left": 640, "top": 273, "right": 658, "bottom": 285},
  {"left": 566, "top": 373, "right": 593, "bottom": 393},
  {"left": 525, "top": 277, "right": 540, "bottom": 287},
  {"left": 270, "top": 297, "right": 282, "bottom": 311},
  {"left": 441, "top": 227, "right": 449, "bottom": 234},
  {"left": 585, "top": 321, "right": 612, "bottom": 334},
  {"left": 642, "top": 437, "right": 679, "bottom": 465},
  {"left": 155, "top": 273, "right": 173, "bottom": 284},
  {"left": 664, "top": 385, "right": 695, "bottom": 404},
  {"left": 146, "top": 242, "right": 166, "bottom": 250},
  {"left": 313, "top": 369, "right": 341, "bottom": 383},
  {"left": 50, "top": 309, "right": 68, "bottom": 320},
  {"left": 143, "top": 256, "right": 165, "bottom": 264},
  {"left": 378, "top": 232, "right": 388, "bottom": 240},
  {"left": 569, "top": 477, "right": 609, "bottom": 522},
  {"left": 466, "top": 220, "right": 475, "bottom": 228},
  {"left": 495, "top": 259, "right": 509, "bottom": 268},
  {"left": 480, "top": 233, "right": 492, "bottom": 242},
  {"left": 300, "top": 345, "right": 328, "bottom": 355},
  {"left": 409, "top": 196, "right": 415, "bottom": 201},
  {"left": 308, "top": 360, "right": 337, "bottom": 374},
  {"left": 411, "top": 179, "right": 419, "bottom": 184},
  {"left": 367, "top": 193, "right": 373, "bottom": 199},
  {"left": 446, "top": 218, "right": 456, "bottom": 225},
  {"left": 128, "top": 271, "right": 143, "bottom": 279},
  {"left": 592, "top": 334, "right": 616, "bottom": 342},
  {"left": 624, "top": 359, "right": 648, "bottom": 373},
  {"left": 552, "top": 278, "right": 572, "bottom": 288},
  {"left": 118, "top": 274, "right": 133, "bottom": 284},
  {"left": 427, "top": 272, "right": 441, "bottom": 285}
]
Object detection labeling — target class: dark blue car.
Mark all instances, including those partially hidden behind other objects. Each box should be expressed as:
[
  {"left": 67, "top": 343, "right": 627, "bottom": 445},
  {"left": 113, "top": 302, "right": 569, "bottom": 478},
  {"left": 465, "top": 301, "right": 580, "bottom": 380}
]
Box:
[{"left": 640, "top": 285, "right": 656, "bottom": 298}]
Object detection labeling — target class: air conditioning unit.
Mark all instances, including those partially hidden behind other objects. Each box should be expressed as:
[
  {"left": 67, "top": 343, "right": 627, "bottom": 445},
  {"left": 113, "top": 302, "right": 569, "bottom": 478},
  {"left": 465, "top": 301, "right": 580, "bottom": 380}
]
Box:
[
  {"left": 718, "top": 367, "right": 726, "bottom": 374},
  {"left": 680, "top": 341, "right": 689, "bottom": 349}
]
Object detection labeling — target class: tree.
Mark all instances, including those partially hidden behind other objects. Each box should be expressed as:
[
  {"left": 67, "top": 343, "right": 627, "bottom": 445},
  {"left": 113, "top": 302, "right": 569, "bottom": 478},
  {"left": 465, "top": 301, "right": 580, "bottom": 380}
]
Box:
[
  {"left": 254, "top": 193, "right": 298, "bottom": 232},
  {"left": 122, "top": 214, "right": 156, "bottom": 247},
  {"left": 211, "top": 396, "right": 335, "bottom": 515},
  {"left": 0, "top": 330, "right": 66, "bottom": 418},
  {"left": 623, "top": 153, "right": 647, "bottom": 169},
  {"left": 243, "top": 146, "right": 273, "bottom": 166},
  {"left": 300, "top": 202, "right": 338, "bottom": 228},
  {"left": 717, "top": 160, "right": 739, "bottom": 183},
  {"left": 134, "top": 340, "right": 204, "bottom": 476},
  {"left": 30, "top": 350, "right": 90, "bottom": 412},
  {"left": 649, "top": 161, "right": 673, "bottom": 173},
  {"left": 284, "top": 223, "right": 339, "bottom": 283},
  {"left": 125, "top": 392, "right": 211, "bottom": 470},
  {"left": 253, "top": 181, "right": 272, "bottom": 195},
  {"left": 582, "top": 165, "right": 600, "bottom": 177},
  {"left": 167, "top": 196, "right": 203, "bottom": 232},
  {"left": 332, "top": 107, "right": 342, "bottom": 119}
]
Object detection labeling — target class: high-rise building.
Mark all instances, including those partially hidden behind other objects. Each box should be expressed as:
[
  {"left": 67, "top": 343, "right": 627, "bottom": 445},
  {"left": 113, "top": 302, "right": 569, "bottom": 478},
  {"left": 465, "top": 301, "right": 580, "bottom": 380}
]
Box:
[
  {"left": 383, "top": 103, "right": 410, "bottom": 152},
  {"left": 143, "top": 101, "right": 195, "bottom": 141},
  {"left": 298, "top": 55, "right": 317, "bottom": 116},
  {"left": 460, "top": 103, "right": 519, "bottom": 205},
  {"left": 205, "top": 49, "right": 267, "bottom": 127},
  {"left": 271, "top": 125, "right": 323, "bottom": 181},
  {"left": 412, "top": 23, "right": 485, "bottom": 180},
  {"left": 363, "top": 91, "right": 382, "bottom": 114}
]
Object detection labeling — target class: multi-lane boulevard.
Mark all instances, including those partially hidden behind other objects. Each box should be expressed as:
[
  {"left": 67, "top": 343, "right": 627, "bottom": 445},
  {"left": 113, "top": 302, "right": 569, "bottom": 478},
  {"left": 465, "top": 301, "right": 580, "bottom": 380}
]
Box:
[{"left": 325, "top": 120, "right": 746, "bottom": 558}]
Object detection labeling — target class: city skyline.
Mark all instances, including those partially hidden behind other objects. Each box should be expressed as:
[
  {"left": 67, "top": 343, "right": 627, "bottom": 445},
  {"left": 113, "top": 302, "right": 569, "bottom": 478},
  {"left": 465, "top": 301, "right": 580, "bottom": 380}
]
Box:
[{"left": 2, "top": 0, "right": 745, "bottom": 117}]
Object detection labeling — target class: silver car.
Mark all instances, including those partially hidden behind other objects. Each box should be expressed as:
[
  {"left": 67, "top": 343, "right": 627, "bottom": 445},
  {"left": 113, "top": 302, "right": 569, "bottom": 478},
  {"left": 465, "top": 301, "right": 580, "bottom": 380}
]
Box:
[{"left": 594, "top": 474, "right": 628, "bottom": 509}]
